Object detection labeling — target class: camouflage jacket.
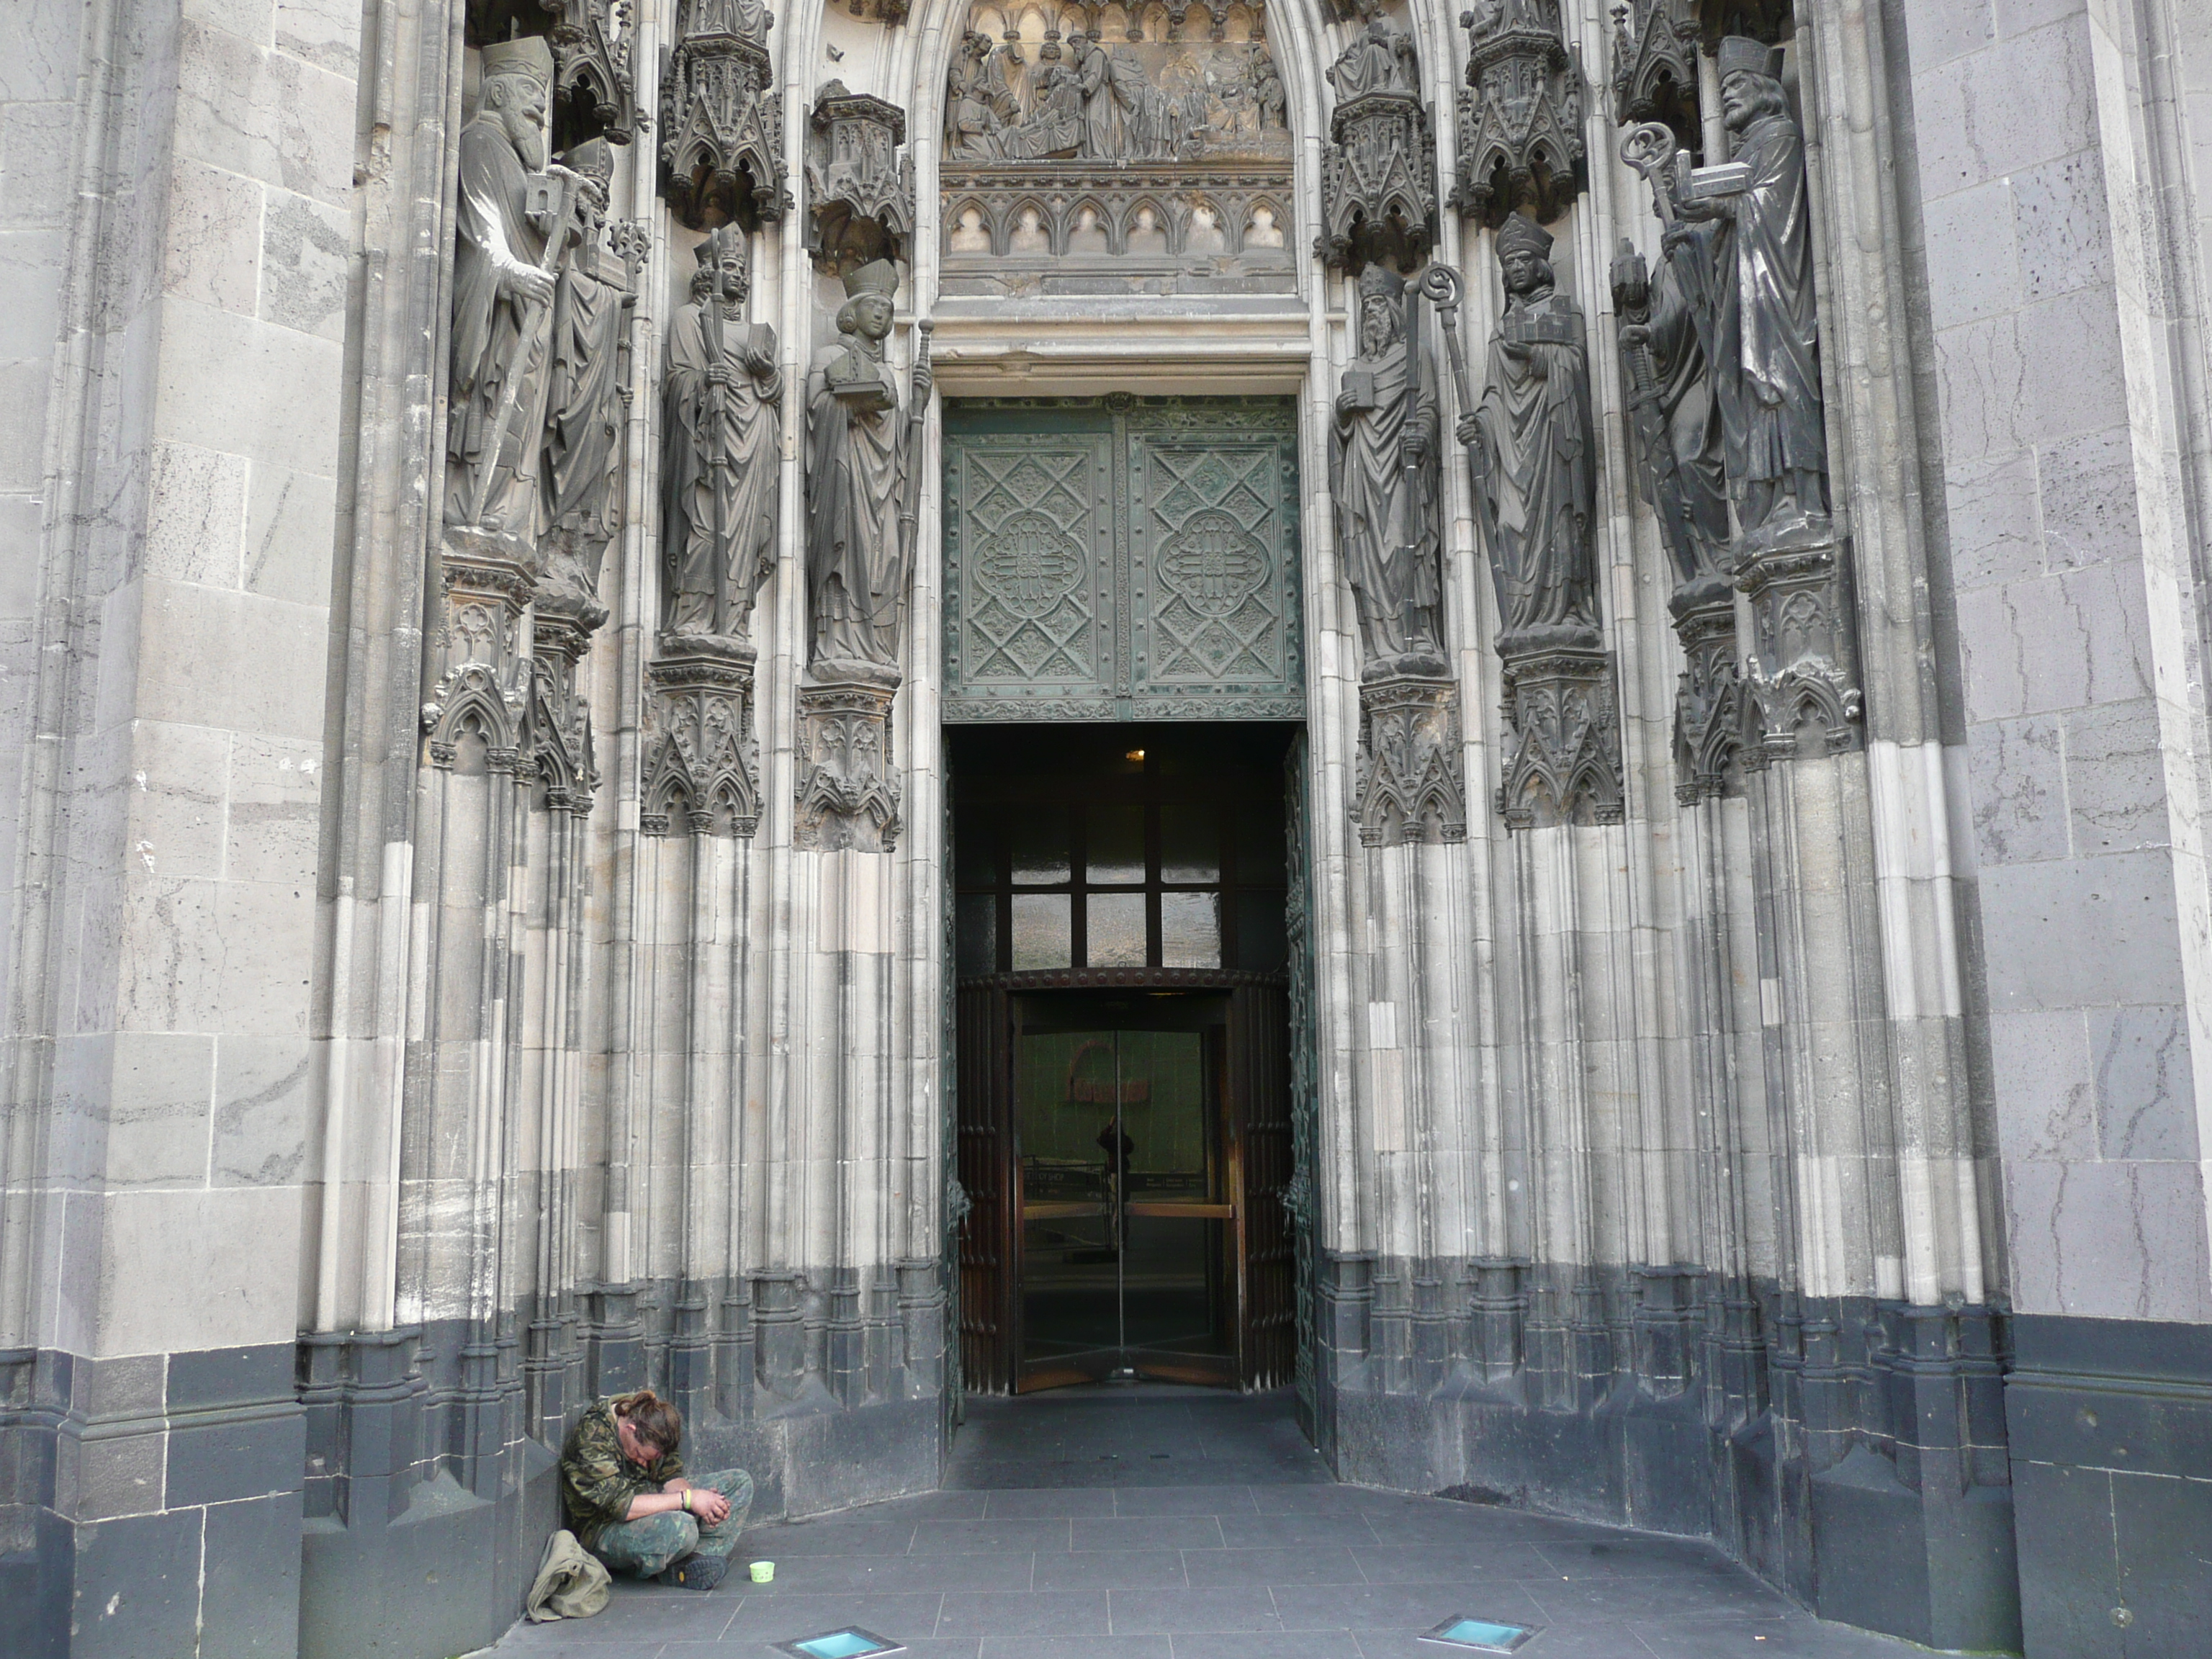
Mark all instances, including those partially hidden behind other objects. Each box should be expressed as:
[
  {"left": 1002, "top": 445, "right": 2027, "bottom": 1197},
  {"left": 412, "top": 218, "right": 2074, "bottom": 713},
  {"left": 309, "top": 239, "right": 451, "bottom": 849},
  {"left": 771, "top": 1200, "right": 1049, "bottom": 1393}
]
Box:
[{"left": 559, "top": 1398, "right": 685, "bottom": 1550}]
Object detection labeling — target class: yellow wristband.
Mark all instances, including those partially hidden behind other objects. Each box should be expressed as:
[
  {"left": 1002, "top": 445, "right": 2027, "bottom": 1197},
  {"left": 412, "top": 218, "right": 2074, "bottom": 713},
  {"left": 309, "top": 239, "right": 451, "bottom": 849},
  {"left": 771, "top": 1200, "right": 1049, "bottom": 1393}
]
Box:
[{"left": 680, "top": 1490, "right": 691, "bottom": 1513}]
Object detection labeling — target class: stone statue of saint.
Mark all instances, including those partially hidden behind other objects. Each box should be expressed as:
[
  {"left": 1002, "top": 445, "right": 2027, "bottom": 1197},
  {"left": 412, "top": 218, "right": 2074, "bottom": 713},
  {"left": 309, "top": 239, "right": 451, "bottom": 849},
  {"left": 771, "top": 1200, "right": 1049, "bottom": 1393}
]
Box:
[
  {"left": 1457, "top": 212, "right": 1599, "bottom": 650},
  {"left": 1614, "top": 237, "right": 1730, "bottom": 599},
  {"left": 1663, "top": 36, "right": 1828, "bottom": 546},
  {"left": 1331, "top": 264, "right": 1444, "bottom": 678},
  {"left": 661, "top": 228, "right": 781, "bottom": 639},
  {"left": 1328, "top": 6, "right": 1420, "bottom": 102},
  {"left": 446, "top": 37, "right": 567, "bottom": 539},
  {"left": 946, "top": 30, "right": 1012, "bottom": 159},
  {"left": 807, "top": 261, "right": 927, "bottom": 670},
  {"left": 540, "top": 138, "right": 633, "bottom": 623},
  {"left": 1069, "top": 33, "right": 1118, "bottom": 159}
]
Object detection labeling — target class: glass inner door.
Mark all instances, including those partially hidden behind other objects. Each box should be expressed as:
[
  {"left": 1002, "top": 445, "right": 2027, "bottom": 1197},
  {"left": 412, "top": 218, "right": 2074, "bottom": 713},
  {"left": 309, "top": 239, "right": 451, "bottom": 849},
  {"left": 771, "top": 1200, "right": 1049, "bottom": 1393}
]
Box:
[{"left": 1015, "top": 1010, "right": 1236, "bottom": 1389}]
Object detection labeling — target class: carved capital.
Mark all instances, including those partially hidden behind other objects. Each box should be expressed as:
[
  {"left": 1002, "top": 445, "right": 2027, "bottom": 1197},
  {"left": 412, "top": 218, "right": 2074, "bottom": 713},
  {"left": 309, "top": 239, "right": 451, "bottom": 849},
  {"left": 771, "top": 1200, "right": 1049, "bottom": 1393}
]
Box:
[
  {"left": 795, "top": 667, "right": 903, "bottom": 853},
  {"left": 1354, "top": 672, "right": 1468, "bottom": 847},
  {"left": 642, "top": 632, "right": 760, "bottom": 836},
  {"left": 806, "top": 82, "right": 913, "bottom": 272},
  {"left": 1496, "top": 644, "right": 1624, "bottom": 830},
  {"left": 1452, "top": 6, "right": 1586, "bottom": 227}
]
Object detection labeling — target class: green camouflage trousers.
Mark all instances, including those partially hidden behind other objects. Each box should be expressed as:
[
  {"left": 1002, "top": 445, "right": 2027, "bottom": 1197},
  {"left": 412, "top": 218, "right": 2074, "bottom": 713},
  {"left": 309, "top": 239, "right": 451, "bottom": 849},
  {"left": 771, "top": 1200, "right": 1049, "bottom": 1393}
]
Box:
[{"left": 588, "top": 1467, "right": 753, "bottom": 1578}]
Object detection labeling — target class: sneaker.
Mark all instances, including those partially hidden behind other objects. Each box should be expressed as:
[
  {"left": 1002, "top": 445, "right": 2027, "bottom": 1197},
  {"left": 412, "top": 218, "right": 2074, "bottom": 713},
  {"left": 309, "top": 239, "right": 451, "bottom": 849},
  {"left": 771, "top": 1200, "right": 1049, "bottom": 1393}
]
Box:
[{"left": 655, "top": 1552, "right": 728, "bottom": 1592}]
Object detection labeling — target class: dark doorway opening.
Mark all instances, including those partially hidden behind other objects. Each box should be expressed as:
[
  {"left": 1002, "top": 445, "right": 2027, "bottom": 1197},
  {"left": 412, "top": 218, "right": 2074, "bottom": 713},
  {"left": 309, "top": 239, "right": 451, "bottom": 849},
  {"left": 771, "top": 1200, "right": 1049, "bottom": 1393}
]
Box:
[{"left": 950, "top": 725, "right": 1298, "bottom": 1395}]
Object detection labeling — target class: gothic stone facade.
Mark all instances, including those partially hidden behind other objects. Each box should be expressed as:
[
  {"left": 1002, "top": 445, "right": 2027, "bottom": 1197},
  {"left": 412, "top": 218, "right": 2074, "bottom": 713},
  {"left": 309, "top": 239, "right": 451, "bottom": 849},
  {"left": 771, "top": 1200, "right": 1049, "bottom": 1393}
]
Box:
[{"left": 4, "top": 1, "right": 2212, "bottom": 1657}]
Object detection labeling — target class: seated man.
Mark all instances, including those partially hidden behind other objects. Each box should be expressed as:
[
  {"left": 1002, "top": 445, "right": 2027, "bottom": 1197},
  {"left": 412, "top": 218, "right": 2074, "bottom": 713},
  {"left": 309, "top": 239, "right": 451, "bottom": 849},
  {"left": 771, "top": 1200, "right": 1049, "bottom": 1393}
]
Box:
[{"left": 559, "top": 1389, "right": 752, "bottom": 1591}]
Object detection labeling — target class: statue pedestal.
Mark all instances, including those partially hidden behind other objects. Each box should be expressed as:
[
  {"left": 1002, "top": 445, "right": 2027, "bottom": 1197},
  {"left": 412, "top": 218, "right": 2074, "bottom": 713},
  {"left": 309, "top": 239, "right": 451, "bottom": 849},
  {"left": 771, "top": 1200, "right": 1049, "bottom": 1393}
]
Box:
[
  {"left": 1495, "top": 642, "right": 1624, "bottom": 830},
  {"left": 1732, "top": 520, "right": 1861, "bottom": 763},
  {"left": 422, "top": 526, "right": 536, "bottom": 768},
  {"left": 1353, "top": 670, "right": 1467, "bottom": 847},
  {"left": 642, "top": 631, "right": 760, "bottom": 836},
  {"left": 796, "top": 660, "right": 902, "bottom": 853}
]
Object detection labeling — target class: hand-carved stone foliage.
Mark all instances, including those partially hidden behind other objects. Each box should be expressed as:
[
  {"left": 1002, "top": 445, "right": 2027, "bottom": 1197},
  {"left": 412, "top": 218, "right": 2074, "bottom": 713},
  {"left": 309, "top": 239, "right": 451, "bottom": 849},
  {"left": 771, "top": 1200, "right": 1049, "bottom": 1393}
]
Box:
[
  {"left": 423, "top": 553, "right": 534, "bottom": 768},
  {"left": 541, "top": 139, "right": 642, "bottom": 634},
  {"left": 660, "top": 0, "right": 787, "bottom": 230},
  {"left": 1331, "top": 266, "right": 1444, "bottom": 680},
  {"left": 941, "top": 13, "right": 1293, "bottom": 296},
  {"left": 1460, "top": 214, "right": 1600, "bottom": 654},
  {"left": 642, "top": 635, "right": 760, "bottom": 836},
  {"left": 1354, "top": 674, "right": 1468, "bottom": 846},
  {"left": 1738, "top": 533, "right": 1863, "bottom": 763},
  {"left": 448, "top": 37, "right": 567, "bottom": 550},
  {"left": 1319, "top": 4, "right": 1437, "bottom": 272},
  {"left": 1496, "top": 646, "right": 1624, "bottom": 830},
  {"left": 1607, "top": 0, "right": 1699, "bottom": 155},
  {"left": 796, "top": 674, "right": 903, "bottom": 852},
  {"left": 1669, "top": 586, "right": 1744, "bottom": 802},
  {"left": 806, "top": 83, "right": 913, "bottom": 273},
  {"left": 662, "top": 226, "right": 781, "bottom": 642},
  {"left": 1452, "top": 0, "right": 1586, "bottom": 229},
  {"left": 527, "top": 611, "right": 601, "bottom": 810}
]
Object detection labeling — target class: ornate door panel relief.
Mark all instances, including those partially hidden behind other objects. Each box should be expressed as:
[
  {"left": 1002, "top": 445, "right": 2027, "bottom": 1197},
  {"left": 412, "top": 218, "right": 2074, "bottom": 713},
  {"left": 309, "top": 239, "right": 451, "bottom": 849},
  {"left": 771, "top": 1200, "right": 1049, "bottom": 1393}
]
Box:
[{"left": 943, "top": 400, "right": 1301, "bottom": 723}]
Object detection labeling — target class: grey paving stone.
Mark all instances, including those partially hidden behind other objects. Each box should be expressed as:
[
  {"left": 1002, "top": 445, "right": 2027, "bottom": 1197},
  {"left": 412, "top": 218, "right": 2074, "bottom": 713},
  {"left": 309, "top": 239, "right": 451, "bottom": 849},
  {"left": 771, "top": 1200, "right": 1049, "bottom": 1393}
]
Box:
[
  {"left": 1270, "top": 1579, "right": 1552, "bottom": 1632},
  {"left": 1186, "top": 1634, "right": 1364, "bottom": 1659},
  {"left": 1179, "top": 1545, "right": 1367, "bottom": 1586},
  {"left": 1030, "top": 1549, "right": 1189, "bottom": 1590},
  {"left": 1072, "top": 1514, "right": 1226, "bottom": 1551},
  {"left": 1516, "top": 1572, "right": 1793, "bottom": 1622},
  {"left": 1103, "top": 1585, "right": 1283, "bottom": 1633},
  {"left": 977, "top": 1638, "right": 1172, "bottom": 1659},
  {"left": 719, "top": 1591, "right": 946, "bottom": 1642},
  {"left": 1346, "top": 1542, "right": 1558, "bottom": 1582},
  {"left": 936, "top": 1588, "right": 1111, "bottom": 1637},
  {"left": 1215, "top": 1511, "right": 1379, "bottom": 1549},
  {"left": 737, "top": 1520, "right": 918, "bottom": 1557},
  {"left": 1352, "top": 1622, "right": 1641, "bottom": 1659},
  {"left": 1529, "top": 1534, "right": 1737, "bottom": 1578},
  {"left": 1632, "top": 1614, "right": 1928, "bottom": 1656},
  {"left": 914, "top": 1519, "right": 1072, "bottom": 1554},
  {"left": 984, "top": 1488, "right": 1119, "bottom": 1518},
  {"left": 1112, "top": 1483, "right": 1260, "bottom": 1514},
  {"left": 739, "top": 1552, "right": 1034, "bottom": 1594}
]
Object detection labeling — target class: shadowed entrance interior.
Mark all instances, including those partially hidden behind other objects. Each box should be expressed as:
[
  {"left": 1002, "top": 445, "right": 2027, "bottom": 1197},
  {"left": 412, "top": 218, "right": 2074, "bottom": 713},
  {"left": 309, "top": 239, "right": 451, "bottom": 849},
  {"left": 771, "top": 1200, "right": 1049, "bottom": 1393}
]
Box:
[{"left": 950, "top": 725, "right": 1298, "bottom": 1395}]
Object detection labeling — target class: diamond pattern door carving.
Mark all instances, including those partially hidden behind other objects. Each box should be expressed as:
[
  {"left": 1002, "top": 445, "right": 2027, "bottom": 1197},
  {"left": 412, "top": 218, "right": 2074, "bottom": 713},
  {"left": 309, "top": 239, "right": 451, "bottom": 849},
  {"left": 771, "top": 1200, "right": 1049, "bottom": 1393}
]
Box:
[{"left": 944, "top": 399, "right": 1301, "bottom": 722}]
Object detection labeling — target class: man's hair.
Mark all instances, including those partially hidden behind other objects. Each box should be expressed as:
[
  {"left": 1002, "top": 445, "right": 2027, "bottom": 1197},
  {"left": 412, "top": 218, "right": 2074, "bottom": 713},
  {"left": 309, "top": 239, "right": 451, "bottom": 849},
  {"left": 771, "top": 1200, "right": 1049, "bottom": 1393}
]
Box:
[{"left": 611, "top": 1389, "right": 682, "bottom": 1457}]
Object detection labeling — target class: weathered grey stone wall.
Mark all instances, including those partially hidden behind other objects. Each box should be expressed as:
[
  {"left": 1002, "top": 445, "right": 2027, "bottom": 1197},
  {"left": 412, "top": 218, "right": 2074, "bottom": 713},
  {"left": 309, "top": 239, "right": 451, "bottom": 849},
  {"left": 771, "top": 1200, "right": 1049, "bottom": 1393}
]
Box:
[{"left": 0, "top": 0, "right": 355, "bottom": 1652}]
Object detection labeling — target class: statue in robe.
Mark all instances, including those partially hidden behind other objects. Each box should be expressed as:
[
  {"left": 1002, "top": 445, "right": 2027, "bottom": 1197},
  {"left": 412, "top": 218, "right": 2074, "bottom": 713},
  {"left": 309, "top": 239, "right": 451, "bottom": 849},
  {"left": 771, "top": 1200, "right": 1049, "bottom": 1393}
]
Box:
[
  {"left": 1331, "top": 264, "right": 1444, "bottom": 678},
  {"left": 540, "top": 139, "right": 634, "bottom": 621},
  {"left": 1457, "top": 212, "right": 1599, "bottom": 651},
  {"left": 446, "top": 37, "right": 567, "bottom": 540},
  {"left": 1614, "top": 237, "right": 1730, "bottom": 599},
  {"left": 1328, "top": 6, "right": 1420, "bottom": 101},
  {"left": 1069, "top": 33, "right": 1119, "bottom": 159},
  {"left": 807, "top": 260, "right": 926, "bottom": 671},
  {"left": 1662, "top": 36, "right": 1828, "bottom": 547},
  {"left": 661, "top": 227, "right": 782, "bottom": 639}
]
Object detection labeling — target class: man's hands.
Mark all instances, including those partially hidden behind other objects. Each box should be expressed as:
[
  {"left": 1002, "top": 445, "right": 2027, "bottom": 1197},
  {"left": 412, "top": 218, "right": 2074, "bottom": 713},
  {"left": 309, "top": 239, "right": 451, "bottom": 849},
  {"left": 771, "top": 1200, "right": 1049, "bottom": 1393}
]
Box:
[
  {"left": 500, "top": 261, "right": 555, "bottom": 307},
  {"left": 667, "top": 1479, "right": 732, "bottom": 1527}
]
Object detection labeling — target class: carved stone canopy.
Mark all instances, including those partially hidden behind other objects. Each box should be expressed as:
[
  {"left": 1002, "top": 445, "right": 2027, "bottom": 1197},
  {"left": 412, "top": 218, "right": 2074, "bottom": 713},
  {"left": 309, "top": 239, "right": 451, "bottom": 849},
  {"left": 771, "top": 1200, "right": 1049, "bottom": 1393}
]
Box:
[
  {"left": 1452, "top": 0, "right": 1586, "bottom": 228},
  {"left": 660, "top": 0, "right": 788, "bottom": 230},
  {"left": 806, "top": 83, "right": 914, "bottom": 274},
  {"left": 1608, "top": 0, "right": 1699, "bottom": 155},
  {"left": 1698, "top": 0, "right": 1793, "bottom": 50},
  {"left": 1320, "top": 89, "right": 1437, "bottom": 273},
  {"left": 467, "top": 0, "right": 639, "bottom": 147}
]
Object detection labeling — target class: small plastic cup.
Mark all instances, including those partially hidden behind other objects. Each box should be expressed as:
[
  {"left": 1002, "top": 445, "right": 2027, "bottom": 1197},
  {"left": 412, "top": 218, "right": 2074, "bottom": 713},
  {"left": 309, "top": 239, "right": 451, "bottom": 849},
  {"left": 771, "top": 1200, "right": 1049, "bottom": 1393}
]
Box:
[{"left": 748, "top": 1560, "right": 775, "bottom": 1583}]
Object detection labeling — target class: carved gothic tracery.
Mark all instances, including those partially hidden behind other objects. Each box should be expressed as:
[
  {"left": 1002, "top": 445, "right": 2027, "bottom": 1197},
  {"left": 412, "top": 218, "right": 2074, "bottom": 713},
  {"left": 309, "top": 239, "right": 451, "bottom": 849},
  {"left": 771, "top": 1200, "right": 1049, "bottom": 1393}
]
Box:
[
  {"left": 1318, "top": 4, "right": 1436, "bottom": 272},
  {"left": 1607, "top": 0, "right": 1700, "bottom": 156},
  {"left": 807, "top": 83, "right": 914, "bottom": 273},
  {"left": 660, "top": 0, "right": 788, "bottom": 230},
  {"left": 1452, "top": 0, "right": 1586, "bottom": 228}
]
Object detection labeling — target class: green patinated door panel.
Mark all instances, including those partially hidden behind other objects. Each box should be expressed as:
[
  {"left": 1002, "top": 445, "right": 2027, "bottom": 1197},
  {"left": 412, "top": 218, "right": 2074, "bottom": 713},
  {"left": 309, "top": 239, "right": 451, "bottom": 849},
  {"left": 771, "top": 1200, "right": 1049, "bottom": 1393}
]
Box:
[{"left": 943, "top": 399, "right": 1303, "bottom": 723}]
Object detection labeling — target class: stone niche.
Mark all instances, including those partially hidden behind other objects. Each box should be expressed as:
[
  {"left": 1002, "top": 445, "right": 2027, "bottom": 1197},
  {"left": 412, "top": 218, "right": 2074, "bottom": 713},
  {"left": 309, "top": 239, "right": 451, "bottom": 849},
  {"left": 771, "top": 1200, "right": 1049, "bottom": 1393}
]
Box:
[{"left": 940, "top": 2, "right": 1295, "bottom": 298}]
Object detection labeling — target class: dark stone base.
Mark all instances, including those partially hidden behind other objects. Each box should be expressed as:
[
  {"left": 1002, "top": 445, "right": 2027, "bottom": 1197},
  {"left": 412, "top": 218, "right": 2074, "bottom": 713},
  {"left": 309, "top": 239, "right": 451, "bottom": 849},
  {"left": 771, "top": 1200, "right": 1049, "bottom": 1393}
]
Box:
[
  {"left": 0, "top": 1343, "right": 304, "bottom": 1659},
  {"left": 1313, "top": 1254, "right": 2021, "bottom": 1654},
  {"left": 2006, "top": 1316, "right": 2212, "bottom": 1659}
]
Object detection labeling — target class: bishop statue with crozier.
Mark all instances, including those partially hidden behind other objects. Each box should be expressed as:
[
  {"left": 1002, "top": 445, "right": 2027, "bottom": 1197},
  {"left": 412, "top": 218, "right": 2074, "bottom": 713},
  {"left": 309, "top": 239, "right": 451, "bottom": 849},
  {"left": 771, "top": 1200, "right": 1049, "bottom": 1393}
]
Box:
[
  {"left": 662, "top": 226, "right": 782, "bottom": 642},
  {"left": 447, "top": 37, "right": 575, "bottom": 544},
  {"left": 1458, "top": 212, "right": 1599, "bottom": 652},
  {"left": 1331, "top": 265, "right": 1444, "bottom": 680}
]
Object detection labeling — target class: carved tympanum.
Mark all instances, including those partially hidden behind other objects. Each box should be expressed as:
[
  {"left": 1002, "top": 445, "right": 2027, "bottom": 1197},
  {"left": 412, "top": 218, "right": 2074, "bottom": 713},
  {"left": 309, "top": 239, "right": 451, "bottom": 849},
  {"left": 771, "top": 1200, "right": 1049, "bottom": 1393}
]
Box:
[
  {"left": 1452, "top": 0, "right": 1586, "bottom": 228},
  {"left": 806, "top": 83, "right": 913, "bottom": 273},
  {"left": 660, "top": 0, "right": 787, "bottom": 230}
]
